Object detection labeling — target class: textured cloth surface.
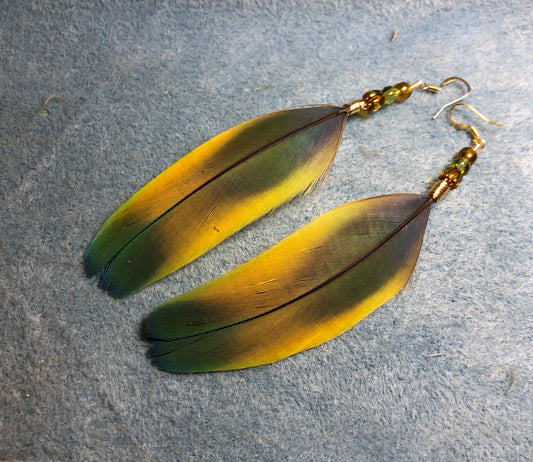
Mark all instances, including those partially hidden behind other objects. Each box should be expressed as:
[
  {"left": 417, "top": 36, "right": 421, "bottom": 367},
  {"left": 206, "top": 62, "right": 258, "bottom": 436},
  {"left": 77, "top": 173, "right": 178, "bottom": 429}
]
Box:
[{"left": 1, "top": 1, "right": 531, "bottom": 460}]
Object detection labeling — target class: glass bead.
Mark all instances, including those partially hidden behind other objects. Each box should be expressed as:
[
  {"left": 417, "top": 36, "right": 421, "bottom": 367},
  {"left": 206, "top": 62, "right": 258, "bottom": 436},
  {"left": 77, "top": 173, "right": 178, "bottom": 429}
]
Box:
[
  {"left": 382, "top": 86, "right": 400, "bottom": 104},
  {"left": 457, "top": 147, "right": 477, "bottom": 165},
  {"left": 358, "top": 109, "right": 370, "bottom": 117},
  {"left": 439, "top": 166, "right": 463, "bottom": 189},
  {"left": 394, "top": 82, "right": 412, "bottom": 102},
  {"left": 362, "top": 90, "right": 384, "bottom": 112},
  {"left": 451, "top": 157, "right": 470, "bottom": 175}
]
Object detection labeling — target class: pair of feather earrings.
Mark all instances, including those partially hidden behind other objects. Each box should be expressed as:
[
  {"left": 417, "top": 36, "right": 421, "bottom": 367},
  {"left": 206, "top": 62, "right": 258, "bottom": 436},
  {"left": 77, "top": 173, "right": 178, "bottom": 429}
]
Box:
[{"left": 85, "top": 77, "right": 501, "bottom": 373}]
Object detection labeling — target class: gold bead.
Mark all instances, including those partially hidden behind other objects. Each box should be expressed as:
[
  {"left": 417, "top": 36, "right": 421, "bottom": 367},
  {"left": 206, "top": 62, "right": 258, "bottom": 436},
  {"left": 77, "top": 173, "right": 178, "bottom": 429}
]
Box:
[
  {"left": 362, "top": 90, "right": 384, "bottom": 112},
  {"left": 394, "top": 82, "right": 412, "bottom": 102},
  {"left": 439, "top": 166, "right": 463, "bottom": 189},
  {"left": 457, "top": 147, "right": 477, "bottom": 165}
]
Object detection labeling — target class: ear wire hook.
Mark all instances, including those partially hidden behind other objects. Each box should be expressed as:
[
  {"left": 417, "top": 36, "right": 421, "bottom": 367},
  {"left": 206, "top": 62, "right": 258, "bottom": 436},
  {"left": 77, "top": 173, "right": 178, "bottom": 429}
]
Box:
[
  {"left": 449, "top": 103, "right": 504, "bottom": 132},
  {"left": 411, "top": 77, "right": 471, "bottom": 118},
  {"left": 427, "top": 77, "right": 472, "bottom": 119},
  {"left": 449, "top": 102, "right": 504, "bottom": 151}
]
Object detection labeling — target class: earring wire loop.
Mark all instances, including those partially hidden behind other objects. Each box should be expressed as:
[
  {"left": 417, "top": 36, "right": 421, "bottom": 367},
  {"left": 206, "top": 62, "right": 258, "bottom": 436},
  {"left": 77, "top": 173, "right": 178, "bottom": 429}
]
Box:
[
  {"left": 449, "top": 103, "right": 504, "bottom": 130},
  {"left": 429, "top": 77, "right": 472, "bottom": 119},
  {"left": 449, "top": 102, "right": 503, "bottom": 141}
]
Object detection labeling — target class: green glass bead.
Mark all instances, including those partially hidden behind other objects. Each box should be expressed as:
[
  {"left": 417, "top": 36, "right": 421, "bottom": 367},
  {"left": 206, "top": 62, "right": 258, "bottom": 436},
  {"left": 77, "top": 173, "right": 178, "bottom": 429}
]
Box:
[
  {"left": 358, "top": 109, "right": 370, "bottom": 117},
  {"left": 450, "top": 157, "right": 470, "bottom": 175},
  {"left": 382, "top": 86, "right": 400, "bottom": 104}
]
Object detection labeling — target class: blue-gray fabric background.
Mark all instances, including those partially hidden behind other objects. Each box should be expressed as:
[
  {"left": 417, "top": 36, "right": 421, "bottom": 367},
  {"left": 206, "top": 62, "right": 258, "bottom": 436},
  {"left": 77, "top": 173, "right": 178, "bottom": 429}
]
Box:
[{"left": 1, "top": 1, "right": 531, "bottom": 460}]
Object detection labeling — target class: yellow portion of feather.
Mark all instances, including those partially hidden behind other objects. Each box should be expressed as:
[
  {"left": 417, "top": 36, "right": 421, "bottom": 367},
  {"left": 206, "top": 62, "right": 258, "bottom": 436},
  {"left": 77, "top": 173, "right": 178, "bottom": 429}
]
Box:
[
  {"left": 87, "top": 106, "right": 346, "bottom": 297},
  {"left": 92, "top": 107, "right": 343, "bottom": 257},
  {"left": 146, "top": 194, "right": 432, "bottom": 372},
  {"left": 223, "top": 228, "right": 425, "bottom": 369},
  {"left": 146, "top": 120, "right": 345, "bottom": 284}
]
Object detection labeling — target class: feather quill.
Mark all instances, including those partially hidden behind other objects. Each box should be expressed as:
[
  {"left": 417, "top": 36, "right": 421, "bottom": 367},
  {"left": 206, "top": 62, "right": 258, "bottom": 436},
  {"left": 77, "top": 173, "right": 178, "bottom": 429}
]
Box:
[
  {"left": 85, "top": 106, "right": 347, "bottom": 297},
  {"left": 144, "top": 194, "right": 433, "bottom": 373}
]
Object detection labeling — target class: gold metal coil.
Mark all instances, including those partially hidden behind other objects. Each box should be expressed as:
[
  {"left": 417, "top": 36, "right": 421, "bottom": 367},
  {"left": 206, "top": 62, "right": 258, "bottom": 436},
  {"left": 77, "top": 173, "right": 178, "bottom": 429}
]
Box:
[
  {"left": 427, "top": 179, "right": 452, "bottom": 202},
  {"left": 342, "top": 99, "right": 364, "bottom": 115}
]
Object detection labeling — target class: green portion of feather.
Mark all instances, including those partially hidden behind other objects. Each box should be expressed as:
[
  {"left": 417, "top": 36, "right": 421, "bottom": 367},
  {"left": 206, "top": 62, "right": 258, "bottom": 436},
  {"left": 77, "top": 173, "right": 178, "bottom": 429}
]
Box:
[
  {"left": 145, "top": 194, "right": 432, "bottom": 373},
  {"left": 85, "top": 106, "right": 347, "bottom": 297}
]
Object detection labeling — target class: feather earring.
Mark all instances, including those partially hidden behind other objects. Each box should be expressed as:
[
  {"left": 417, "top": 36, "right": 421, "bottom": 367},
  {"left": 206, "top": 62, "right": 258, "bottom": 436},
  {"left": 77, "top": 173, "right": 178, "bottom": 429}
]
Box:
[
  {"left": 144, "top": 101, "right": 503, "bottom": 373},
  {"left": 85, "top": 77, "right": 469, "bottom": 298}
]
